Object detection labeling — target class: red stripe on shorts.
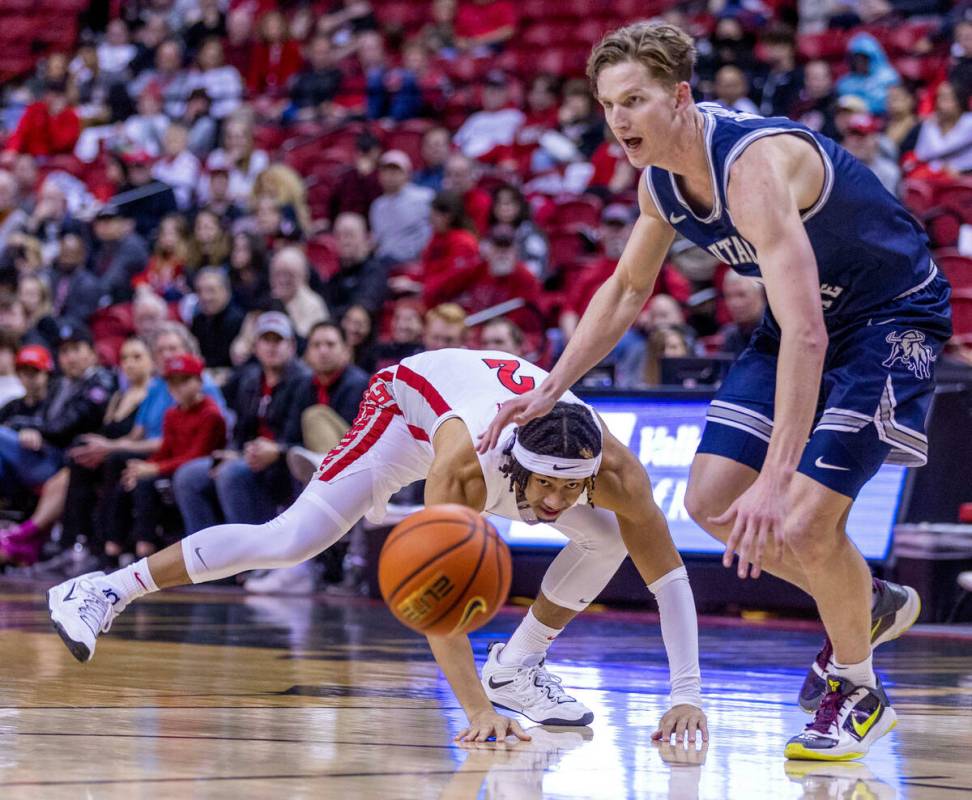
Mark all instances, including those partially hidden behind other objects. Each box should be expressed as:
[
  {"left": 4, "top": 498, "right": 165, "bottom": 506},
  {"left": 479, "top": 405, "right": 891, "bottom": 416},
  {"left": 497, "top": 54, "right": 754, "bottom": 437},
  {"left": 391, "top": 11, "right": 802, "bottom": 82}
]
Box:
[
  {"left": 395, "top": 364, "right": 451, "bottom": 416},
  {"left": 319, "top": 406, "right": 396, "bottom": 481}
]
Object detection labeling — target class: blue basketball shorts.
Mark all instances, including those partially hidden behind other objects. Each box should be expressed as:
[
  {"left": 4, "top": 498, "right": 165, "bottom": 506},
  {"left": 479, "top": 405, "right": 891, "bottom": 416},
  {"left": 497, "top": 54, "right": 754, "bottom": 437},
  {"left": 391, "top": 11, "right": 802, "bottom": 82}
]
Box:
[{"left": 696, "top": 272, "right": 953, "bottom": 498}]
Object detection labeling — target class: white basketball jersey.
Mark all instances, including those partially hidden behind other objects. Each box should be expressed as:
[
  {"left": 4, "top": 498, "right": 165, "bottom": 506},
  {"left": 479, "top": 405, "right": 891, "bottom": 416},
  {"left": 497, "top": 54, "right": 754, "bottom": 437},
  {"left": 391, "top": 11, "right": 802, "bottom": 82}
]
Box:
[{"left": 389, "top": 349, "right": 596, "bottom": 520}]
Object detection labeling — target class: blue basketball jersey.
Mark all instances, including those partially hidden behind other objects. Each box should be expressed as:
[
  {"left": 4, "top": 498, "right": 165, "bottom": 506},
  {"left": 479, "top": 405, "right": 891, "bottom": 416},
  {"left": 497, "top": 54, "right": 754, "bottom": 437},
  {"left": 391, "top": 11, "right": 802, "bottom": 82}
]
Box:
[{"left": 644, "top": 103, "right": 937, "bottom": 318}]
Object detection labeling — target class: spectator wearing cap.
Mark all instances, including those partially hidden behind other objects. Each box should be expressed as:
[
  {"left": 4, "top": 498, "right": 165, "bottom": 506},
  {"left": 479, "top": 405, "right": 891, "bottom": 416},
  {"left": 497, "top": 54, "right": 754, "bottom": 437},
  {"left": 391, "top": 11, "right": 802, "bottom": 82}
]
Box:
[
  {"left": 836, "top": 33, "right": 900, "bottom": 116},
  {"left": 560, "top": 204, "right": 692, "bottom": 344},
  {"left": 427, "top": 222, "right": 546, "bottom": 355},
  {"left": 91, "top": 205, "right": 150, "bottom": 305},
  {"left": 369, "top": 150, "right": 433, "bottom": 264},
  {"left": 173, "top": 310, "right": 312, "bottom": 533},
  {"left": 0, "top": 345, "right": 52, "bottom": 427},
  {"left": 915, "top": 80, "right": 972, "bottom": 176},
  {"left": 443, "top": 153, "right": 492, "bottom": 233},
  {"left": 455, "top": 0, "right": 518, "bottom": 54},
  {"left": 288, "top": 34, "right": 344, "bottom": 123},
  {"left": 453, "top": 70, "right": 525, "bottom": 159},
  {"left": 116, "top": 150, "right": 178, "bottom": 241},
  {"left": 152, "top": 123, "right": 201, "bottom": 211},
  {"left": 0, "top": 330, "right": 25, "bottom": 408},
  {"left": 3, "top": 80, "right": 81, "bottom": 157},
  {"left": 328, "top": 132, "right": 383, "bottom": 221},
  {"left": 0, "top": 323, "right": 113, "bottom": 514},
  {"left": 718, "top": 272, "right": 767, "bottom": 358},
  {"left": 270, "top": 247, "right": 329, "bottom": 338},
  {"left": 843, "top": 113, "right": 901, "bottom": 194},
  {"left": 757, "top": 24, "right": 803, "bottom": 119},
  {"left": 46, "top": 231, "right": 101, "bottom": 327},
  {"left": 119, "top": 353, "right": 226, "bottom": 557},
  {"left": 324, "top": 213, "right": 389, "bottom": 320},
  {"left": 419, "top": 191, "right": 480, "bottom": 300},
  {"left": 191, "top": 267, "right": 246, "bottom": 369},
  {"left": 413, "top": 126, "right": 451, "bottom": 193}
]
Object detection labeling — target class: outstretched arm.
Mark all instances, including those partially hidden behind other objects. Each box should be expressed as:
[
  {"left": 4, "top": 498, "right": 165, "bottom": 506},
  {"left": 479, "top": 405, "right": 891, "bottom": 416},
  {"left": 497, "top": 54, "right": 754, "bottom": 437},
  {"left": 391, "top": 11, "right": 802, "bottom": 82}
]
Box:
[
  {"left": 477, "top": 179, "right": 674, "bottom": 453},
  {"left": 594, "top": 430, "right": 707, "bottom": 743},
  {"left": 424, "top": 420, "right": 530, "bottom": 742}
]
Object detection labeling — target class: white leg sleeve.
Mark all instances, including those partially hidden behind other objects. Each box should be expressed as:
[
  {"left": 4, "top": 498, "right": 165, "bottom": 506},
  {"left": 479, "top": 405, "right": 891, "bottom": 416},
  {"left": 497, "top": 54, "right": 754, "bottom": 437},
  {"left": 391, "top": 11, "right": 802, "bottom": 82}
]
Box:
[
  {"left": 540, "top": 505, "right": 629, "bottom": 612},
  {"left": 180, "top": 471, "right": 375, "bottom": 583},
  {"left": 649, "top": 566, "right": 703, "bottom": 709}
]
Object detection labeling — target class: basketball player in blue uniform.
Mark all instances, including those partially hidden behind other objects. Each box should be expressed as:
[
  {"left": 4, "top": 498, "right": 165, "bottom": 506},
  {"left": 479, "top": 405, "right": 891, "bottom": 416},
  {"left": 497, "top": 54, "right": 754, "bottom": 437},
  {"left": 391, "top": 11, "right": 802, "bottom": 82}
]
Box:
[{"left": 480, "top": 21, "right": 950, "bottom": 760}]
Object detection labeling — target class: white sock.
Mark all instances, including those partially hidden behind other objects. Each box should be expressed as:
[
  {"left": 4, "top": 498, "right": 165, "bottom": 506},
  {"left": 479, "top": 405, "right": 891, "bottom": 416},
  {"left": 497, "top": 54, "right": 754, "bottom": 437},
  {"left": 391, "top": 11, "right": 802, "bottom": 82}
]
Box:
[
  {"left": 829, "top": 654, "right": 876, "bottom": 689},
  {"left": 498, "top": 607, "right": 563, "bottom": 665},
  {"left": 95, "top": 558, "right": 159, "bottom": 611}
]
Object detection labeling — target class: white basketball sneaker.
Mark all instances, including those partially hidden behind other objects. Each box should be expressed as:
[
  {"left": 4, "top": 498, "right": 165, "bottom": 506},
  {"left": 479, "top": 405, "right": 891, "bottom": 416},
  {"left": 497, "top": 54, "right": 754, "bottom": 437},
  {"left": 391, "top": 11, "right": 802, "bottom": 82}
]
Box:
[
  {"left": 48, "top": 571, "right": 119, "bottom": 663},
  {"left": 481, "top": 642, "right": 594, "bottom": 726}
]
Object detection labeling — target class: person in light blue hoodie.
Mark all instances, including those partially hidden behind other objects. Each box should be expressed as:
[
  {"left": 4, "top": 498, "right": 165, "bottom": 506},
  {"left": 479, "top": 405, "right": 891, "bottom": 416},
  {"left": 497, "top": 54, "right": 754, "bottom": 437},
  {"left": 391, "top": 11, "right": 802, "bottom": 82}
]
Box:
[{"left": 836, "top": 33, "right": 900, "bottom": 115}]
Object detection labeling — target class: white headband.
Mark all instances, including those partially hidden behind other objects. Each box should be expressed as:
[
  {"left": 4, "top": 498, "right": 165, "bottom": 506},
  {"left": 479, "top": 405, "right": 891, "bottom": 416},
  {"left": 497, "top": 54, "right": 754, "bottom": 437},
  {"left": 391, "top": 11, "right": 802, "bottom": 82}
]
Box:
[{"left": 511, "top": 438, "right": 602, "bottom": 479}]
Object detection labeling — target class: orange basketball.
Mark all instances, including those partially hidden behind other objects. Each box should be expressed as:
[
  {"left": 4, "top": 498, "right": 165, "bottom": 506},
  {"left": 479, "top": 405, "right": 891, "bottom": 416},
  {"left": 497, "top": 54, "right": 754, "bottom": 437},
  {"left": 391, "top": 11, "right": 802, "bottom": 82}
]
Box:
[{"left": 378, "top": 504, "right": 512, "bottom": 637}]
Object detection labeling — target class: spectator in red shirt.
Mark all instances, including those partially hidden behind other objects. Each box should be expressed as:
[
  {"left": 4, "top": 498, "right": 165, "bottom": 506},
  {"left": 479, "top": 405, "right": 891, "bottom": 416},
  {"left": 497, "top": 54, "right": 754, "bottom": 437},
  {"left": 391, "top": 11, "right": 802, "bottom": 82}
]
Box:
[
  {"left": 418, "top": 191, "right": 480, "bottom": 300},
  {"left": 455, "top": 0, "right": 518, "bottom": 54},
  {"left": 131, "top": 213, "right": 190, "bottom": 302},
  {"left": 427, "top": 223, "right": 546, "bottom": 355},
  {"left": 443, "top": 153, "right": 491, "bottom": 233},
  {"left": 248, "top": 10, "right": 303, "bottom": 97},
  {"left": 121, "top": 354, "right": 226, "bottom": 556},
  {"left": 4, "top": 81, "right": 81, "bottom": 158}
]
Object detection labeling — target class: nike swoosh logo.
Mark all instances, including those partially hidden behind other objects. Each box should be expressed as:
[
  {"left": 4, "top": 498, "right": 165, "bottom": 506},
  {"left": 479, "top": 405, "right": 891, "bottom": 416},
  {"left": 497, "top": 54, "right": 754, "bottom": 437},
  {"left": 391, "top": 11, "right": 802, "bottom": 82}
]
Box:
[
  {"left": 134, "top": 571, "right": 148, "bottom": 591},
  {"left": 669, "top": 213, "right": 687, "bottom": 224},
  {"left": 551, "top": 465, "right": 571, "bottom": 471},
  {"left": 815, "top": 456, "right": 850, "bottom": 472},
  {"left": 851, "top": 705, "right": 882, "bottom": 739},
  {"left": 867, "top": 318, "right": 897, "bottom": 326},
  {"left": 195, "top": 547, "right": 209, "bottom": 569},
  {"left": 488, "top": 676, "right": 515, "bottom": 689},
  {"left": 63, "top": 582, "right": 76, "bottom": 602}
]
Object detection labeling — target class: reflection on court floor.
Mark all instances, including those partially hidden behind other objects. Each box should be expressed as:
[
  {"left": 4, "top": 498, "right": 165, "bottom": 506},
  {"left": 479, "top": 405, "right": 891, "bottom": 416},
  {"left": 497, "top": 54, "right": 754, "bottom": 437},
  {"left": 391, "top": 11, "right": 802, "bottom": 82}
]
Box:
[{"left": 0, "top": 582, "right": 969, "bottom": 799}]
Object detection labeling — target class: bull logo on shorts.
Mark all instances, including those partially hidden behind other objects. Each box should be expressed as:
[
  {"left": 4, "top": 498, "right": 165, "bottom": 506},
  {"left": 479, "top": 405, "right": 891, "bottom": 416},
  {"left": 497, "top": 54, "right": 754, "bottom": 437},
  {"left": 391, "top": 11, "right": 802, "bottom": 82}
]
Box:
[{"left": 882, "top": 330, "right": 935, "bottom": 380}]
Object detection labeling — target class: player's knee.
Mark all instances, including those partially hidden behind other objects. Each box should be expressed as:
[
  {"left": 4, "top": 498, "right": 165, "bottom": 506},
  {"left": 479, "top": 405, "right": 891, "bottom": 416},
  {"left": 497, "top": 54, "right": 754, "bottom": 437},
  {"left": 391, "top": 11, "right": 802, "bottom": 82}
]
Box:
[
  {"left": 783, "top": 515, "right": 837, "bottom": 566},
  {"left": 684, "top": 480, "right": 719, "bottom": 532}
]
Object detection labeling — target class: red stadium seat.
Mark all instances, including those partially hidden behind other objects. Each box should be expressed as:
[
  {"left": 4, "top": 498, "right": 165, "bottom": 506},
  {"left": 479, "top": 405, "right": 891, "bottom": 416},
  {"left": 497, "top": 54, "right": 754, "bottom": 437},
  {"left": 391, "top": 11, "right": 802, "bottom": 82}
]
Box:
[
  {"left": 797, "top": 31, "right": 851, "bottom": 62},
  {"left": 902, "top": 179, "right": 937, "bottom": 216},
  {"left": 951, "top": 296, "right": 972, "bottom": 343},
  {"left": 934, "top": 252, "right": 972, "bottom": 298},
  {"left": 306, "top": 234, "right": 340, "bottom": 278}
]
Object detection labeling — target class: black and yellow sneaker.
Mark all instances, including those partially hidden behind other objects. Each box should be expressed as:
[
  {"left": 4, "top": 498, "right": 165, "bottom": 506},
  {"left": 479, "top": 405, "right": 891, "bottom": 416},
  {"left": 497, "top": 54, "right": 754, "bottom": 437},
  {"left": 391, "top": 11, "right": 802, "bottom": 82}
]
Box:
[
  {"left": 786, "top": 676, "right": 897, "bottom": 761},
  {"left": 799, "top": 579, "right": 920, "bottom": 713}
]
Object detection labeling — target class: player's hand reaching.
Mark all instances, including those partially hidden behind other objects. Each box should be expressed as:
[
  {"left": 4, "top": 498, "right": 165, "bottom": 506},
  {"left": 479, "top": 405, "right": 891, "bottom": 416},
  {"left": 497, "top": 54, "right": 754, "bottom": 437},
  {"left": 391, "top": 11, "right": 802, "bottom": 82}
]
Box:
[
  {"left": 456, "top": 711, "right": 532, "bottom": 743},
  {"left": 710, "top": 474, "right": 787, "bottom": 580},
  {"left": 476, "top": 386, "right": 558, "bottom": 454},
  {"left": 652, "top": 704, "right": 709, "bottom": 745}
]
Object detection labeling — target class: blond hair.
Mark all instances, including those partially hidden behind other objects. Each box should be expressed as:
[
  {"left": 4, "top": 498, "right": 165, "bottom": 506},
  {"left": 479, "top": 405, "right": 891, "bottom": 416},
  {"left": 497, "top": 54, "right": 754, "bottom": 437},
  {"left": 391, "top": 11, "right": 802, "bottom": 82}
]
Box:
[
  {"left": 587, "top": 21, "right": 696, "bottom": 94},
  {"left": 426, "top": 302, "right": 466, "bottom": 327}
]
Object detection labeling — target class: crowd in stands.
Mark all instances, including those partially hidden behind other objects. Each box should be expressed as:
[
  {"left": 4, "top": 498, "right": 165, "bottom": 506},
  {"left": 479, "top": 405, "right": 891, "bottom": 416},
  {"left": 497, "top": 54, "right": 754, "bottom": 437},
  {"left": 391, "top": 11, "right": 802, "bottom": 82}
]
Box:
[{"left": 0, "top": 0, "right": 970, "bottom": 587}]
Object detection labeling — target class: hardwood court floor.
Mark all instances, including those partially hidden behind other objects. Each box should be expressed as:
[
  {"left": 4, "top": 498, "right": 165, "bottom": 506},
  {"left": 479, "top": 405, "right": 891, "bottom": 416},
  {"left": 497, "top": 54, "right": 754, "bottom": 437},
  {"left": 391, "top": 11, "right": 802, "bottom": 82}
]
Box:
[{"left": 0, "top": 579, "right": 969, "bottom": 799}]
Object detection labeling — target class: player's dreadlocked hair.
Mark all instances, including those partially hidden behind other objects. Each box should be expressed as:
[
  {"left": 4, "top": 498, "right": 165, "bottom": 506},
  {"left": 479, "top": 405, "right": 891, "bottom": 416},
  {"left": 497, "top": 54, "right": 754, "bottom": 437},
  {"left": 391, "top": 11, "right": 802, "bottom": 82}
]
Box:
[{"left": 500, "top": 402, "right": 603, "bottom": 506}]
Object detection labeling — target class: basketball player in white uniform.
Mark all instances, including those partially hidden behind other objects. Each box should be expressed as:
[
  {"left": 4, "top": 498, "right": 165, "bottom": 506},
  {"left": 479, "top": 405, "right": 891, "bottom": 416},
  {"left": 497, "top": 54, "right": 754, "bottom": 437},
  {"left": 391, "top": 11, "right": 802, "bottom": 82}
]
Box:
[{"left": 48, "top": 349, "right": 708, "bottom": 744}]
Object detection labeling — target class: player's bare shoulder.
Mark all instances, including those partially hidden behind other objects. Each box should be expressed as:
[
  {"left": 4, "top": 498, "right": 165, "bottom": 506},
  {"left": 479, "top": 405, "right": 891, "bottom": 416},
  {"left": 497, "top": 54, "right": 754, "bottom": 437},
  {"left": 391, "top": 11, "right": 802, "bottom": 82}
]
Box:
[{"left": 728, "top": 134, "right": 824, "bottom": 212}]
